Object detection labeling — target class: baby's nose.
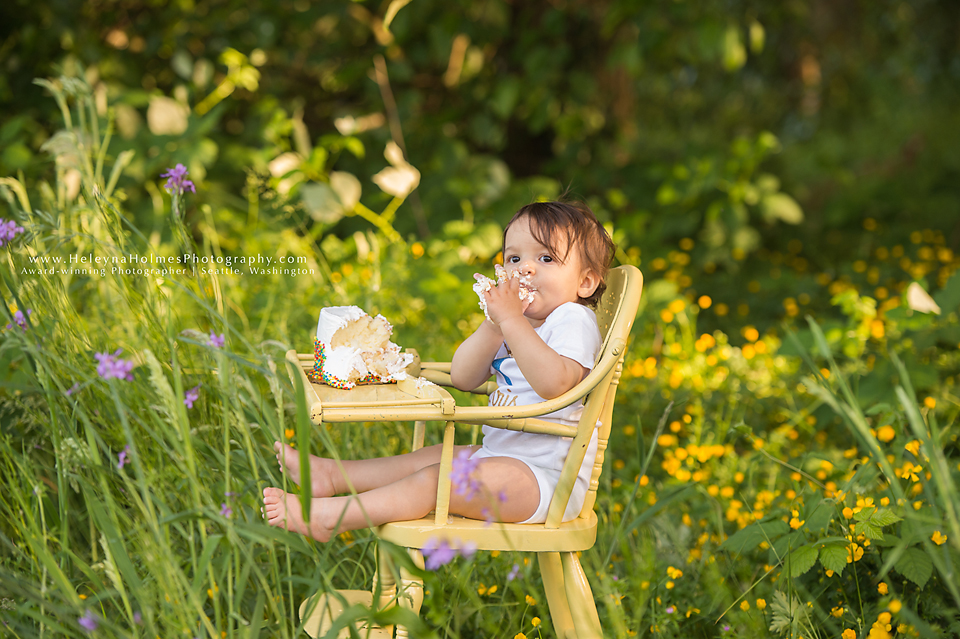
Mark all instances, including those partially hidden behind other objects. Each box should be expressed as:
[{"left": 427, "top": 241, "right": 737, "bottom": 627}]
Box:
[{"left": 517, "top": 260, "right": 534, "bottom": 275}]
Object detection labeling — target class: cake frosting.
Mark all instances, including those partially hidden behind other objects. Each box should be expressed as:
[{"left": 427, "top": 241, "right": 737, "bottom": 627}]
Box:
[
  {"left": 313, "top": 306, "right": 414, "bottom": 389},
  {"left": 472, "top": 264, "right": 536, "bottom": 320}
]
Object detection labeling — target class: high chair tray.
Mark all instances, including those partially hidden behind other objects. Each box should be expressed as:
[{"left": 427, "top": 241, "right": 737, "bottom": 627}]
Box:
[{"left": 286, "top": 349, "right": 457, "bottom": 424}]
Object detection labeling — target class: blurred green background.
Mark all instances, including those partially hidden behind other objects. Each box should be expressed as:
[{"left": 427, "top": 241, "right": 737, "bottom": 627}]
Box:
[{"left": 3, "top": 0, "right": 959, "bottom": 335}]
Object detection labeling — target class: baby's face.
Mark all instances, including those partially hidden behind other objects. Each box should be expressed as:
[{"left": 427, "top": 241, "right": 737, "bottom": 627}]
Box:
[{"left": 502, "top": 216, "right": 596, "bottom": 323}]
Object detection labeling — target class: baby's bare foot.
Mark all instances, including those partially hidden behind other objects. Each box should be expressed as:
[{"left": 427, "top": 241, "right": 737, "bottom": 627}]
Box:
[
  {"left": 273, "top": 442, "right": 337, "bottom": 498},
  {"left": 262, "top": 487, "right": 334, "bottom": 542}
]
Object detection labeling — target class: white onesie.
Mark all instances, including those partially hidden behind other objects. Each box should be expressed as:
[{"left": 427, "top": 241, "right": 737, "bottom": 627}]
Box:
[{"left": 469, "top": 302, "right": 601, "bottom": 524}]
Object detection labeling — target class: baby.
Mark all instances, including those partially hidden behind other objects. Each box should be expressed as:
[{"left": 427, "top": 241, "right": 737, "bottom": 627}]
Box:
[{"left": 262, "top": 200, "right": 615, "bottom": 539}]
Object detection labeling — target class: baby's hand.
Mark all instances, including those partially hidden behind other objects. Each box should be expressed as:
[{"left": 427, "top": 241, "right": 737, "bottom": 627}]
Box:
[
  {"left": 472, "top": 267, "right": 535, "bottom": 322},
  {"left": 484, "top": 277, "right": 531, "bottom": 326}
]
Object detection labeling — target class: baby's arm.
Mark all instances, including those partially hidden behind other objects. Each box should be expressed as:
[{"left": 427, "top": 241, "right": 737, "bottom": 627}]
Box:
[
  {"left": 450, "top": 320, "right": 503, "bottom": 391},
  {"left": 485, "top": 280, "right": 586, "bottom": 399}
]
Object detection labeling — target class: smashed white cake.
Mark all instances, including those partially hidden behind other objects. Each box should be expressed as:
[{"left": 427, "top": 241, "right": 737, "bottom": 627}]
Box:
[
  {"left": 313, "top": 306, "right": 414, "bottom": 389},
  {"left": 472, "top": 264, "right": 536, "bottom": 320}
]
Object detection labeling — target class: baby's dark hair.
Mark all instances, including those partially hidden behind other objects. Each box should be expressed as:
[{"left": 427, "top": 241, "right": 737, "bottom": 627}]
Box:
[{"left": 503, "top": 200, "right": 615, "bottom": 307}]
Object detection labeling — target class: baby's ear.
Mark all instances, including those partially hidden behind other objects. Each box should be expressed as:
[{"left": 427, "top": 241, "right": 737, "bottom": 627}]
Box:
[{"left": 577, "top": 269, "right": 601, "bottom": 299}]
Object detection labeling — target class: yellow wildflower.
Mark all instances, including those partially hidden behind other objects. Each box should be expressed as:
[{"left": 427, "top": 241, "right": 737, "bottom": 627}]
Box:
[
  {"left": 878, "top": 583, "right": 888, "bottom": 595},
  {"left": 831, "top": 606, "right": 844, "bottom": 618},
  {"left": 871, "top": 319, "right": 885, "bottom": 339},
  {"left": 905, "top": 440, "right": 921, "bottom": 456},
  {"left": 842, "top": 630, "right": 857, "bottom": 639},
  {"left": 740, "top": 600, "right": 750, "bottom": 611},
  {"left": 853, "top": 496, "right": 875, "bottom": 514},
  {"left": 789, "top": 510, "right": 805, "bottom": 530},
  {"left": 889, "top": 600, "right": 902, "bottom": 614},
  {"left": 876, "top": 425, "right": 895, "bottom": 442},
  {"left": 525, "top": 595, "right": 536, "bottom": 606},
  {"left": 756, "top": 598, "right": 766, "bottom": 610},
  {"left": 847, "top": 543, "right": 864, "bottom": 563},
  {"left": 531, "top": 617, "right": 541, "bottom": 627},
  {"left": 284, "top": 428, "right": 295, "bottom": 440},
  {"left": 932, "top": 530, "right": 947, "bottom": 545},
  {"left": 923, "top": 397, "right": 936, "bottom": 409}
]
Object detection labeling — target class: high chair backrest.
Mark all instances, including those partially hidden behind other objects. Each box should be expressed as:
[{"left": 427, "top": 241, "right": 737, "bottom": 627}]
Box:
[{"left": 544, "top": 265, "right": 643, "bottom": 526}]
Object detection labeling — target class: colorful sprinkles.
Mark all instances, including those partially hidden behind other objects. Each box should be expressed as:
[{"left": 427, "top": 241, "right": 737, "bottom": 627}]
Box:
[{"left": 310, "top": 339, "right": 399, "bottom": 389}]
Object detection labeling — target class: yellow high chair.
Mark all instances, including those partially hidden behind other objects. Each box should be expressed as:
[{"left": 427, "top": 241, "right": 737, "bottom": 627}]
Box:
[{"left": 285, "top": 265, "right": 643, "bottom": 638}]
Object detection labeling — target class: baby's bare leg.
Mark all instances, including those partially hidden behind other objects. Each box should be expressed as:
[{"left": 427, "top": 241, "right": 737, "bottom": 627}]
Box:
[
  {"left": 449, "top": 456, "right": 541, "bottom": 523},
  {"left": 274, "top": 442, "right": 479, "bottom": 498},
  {"left": 263, "top": 454, "right": 541, "bottom": 541},
  {"left": 263, "top": 464, "right": 445, "bottom": 541}
]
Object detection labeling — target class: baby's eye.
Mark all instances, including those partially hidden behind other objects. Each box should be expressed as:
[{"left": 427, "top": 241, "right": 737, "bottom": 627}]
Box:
[
  {"left": 507, "top": 255, "right": 520, "bottom": 263},
  {"left": 539, "top": 255, "right": 553, "bottom": 263}
]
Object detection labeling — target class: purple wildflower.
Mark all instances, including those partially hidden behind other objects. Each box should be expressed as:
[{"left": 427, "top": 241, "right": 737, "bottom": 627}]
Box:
[
  {"left": 78, "top": 610, "right": 98, "bottom": 632},
  {"left": 117, "top": 445, "right": 131, "bottom": 470},
  {"left": 666, "top": 606, "right": 675, "bottom": 614},
  {"left": 450, "top": 449, "right": 481, "bottom": 500},
  {"left": 220, "top": 503, "right": 232, "bottom": 518},
  {"left": 421, "top": 538, "right": 457, "bottom": 570},
  {"left": 506, "top": 563, "right": 521, "bottom": 581},
  {"left": 6, "top": 309, "right": 31, "bottom": 330},
  {"left": 722, "top": 624, "right": 731, "bottom": 632},
  {"left": 421, "top": 537, "right": 475, "bottom": 570},
  {"left": 184, "top": 384, "right": 201, "bottom": 408},
  {"left": 481, "top": 506, "right": 495, "bottom": 526},
  {"left": 0, "top": 219, "right": 24, "bottom": 248},
  {"left": 208, "top": 331, "right": 225, "bottom": 348},
  {"left": 133, "top": 611, "right": 142, "bottom": 625},
  {"left": 95, "top": 349, "right": 135, "bottom": 381},
  {"left": 65, "top": 382, "right": 80, "bottom": 396},
  {"left": 161, "top": 164, "right": 196, "bottom": 196}
]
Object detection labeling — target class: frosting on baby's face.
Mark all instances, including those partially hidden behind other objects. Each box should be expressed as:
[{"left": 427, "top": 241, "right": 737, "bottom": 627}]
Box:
[{"left": 501, "top": 216, "right": 599, "bottom": 322}]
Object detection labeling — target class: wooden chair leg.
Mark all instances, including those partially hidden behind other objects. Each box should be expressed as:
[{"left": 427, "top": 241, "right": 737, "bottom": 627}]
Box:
[
  {"left": 560, "top": 552, "right": 602, "bottom": 639},
  {"left": 374, "top": 542, "right": 398, "bottom": 611},
  {"left": 396, "top": 548, "right": 425, "bottom": 639},
  {"left": 538, "top": 552, "right": 576, "bottom": 639}
]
